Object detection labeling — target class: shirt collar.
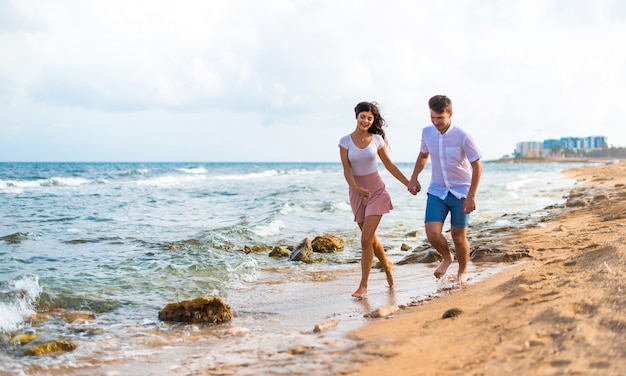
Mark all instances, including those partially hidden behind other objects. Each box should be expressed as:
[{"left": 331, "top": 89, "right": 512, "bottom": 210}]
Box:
[{"left": 439, "top": 122, "right": 455, "bottom": 136}]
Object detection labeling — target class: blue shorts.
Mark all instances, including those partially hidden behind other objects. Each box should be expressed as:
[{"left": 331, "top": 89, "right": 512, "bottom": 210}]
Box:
[{"left": 425, "top": 192, "right": 469, "bottom": 228}]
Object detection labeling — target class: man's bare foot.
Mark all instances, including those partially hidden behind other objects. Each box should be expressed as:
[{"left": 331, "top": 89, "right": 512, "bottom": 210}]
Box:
[
  {"left": 434, "top": 256, "right": 454, "bottom": 279},
  {"left": 457, "top": 272, "right": 469, "bottom": 285},
  {"left": 352, "top": 286, "right": 367, "bottom": 299},
  {"left": 384, "top": 261, "right": 394, "bottom": 288}
]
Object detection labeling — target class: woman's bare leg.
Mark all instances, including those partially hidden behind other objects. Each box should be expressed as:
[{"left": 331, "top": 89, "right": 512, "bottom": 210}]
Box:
[
  {"left": 352, "top": 215, "right": 382, "bottom": 298},
  {"left": 372, "top": 234, "right": 394, "bottom": 288}
]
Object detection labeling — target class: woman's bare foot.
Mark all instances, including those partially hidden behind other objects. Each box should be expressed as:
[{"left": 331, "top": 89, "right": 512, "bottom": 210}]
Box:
[
  {"left": 434, "top": 256, "right": 454, "bottom": 279},
  {"left": 352, "top": 286, "right": 367, "bottom": 299},
  {"left": 384, "top": 261, "right": 394, "bottom": 288}
]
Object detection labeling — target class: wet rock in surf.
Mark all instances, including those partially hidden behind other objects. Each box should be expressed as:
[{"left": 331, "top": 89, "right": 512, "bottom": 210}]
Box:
[
  {"left": 365, "top": 305, "right": 400, "bottom": 318},
  {"left": 242, "top": 245, "right": 272, "bottom": 254},
  {"left": 471, "top": 245, "right": 531, "bottom": 262},
  {"left": 0, "top": 232, "right": 29, "bottom": 244},
  {"left": 396, "top": 250, "right": 441, "bottom": 265},
  {"left": 289, "top": 238, "right": 314, "bottom": 263},
  {"left": 24, "top": 340, "right": 77, "bottom": 356},
  {"left": 27, "top": 309, "right": 96, "bottom": 326},
  {"left": 313, "top": 319, "right": 338, "bottom": 333},
  {"left": 269, "top": 246, "right": 291, "bottom": 258},
  {"left": 61, "top": 311, "right": 96, "bottom": 324},
  {"left": 311, "top": 234, "right": 344, "bottom": 253},
  {"left": 10, "top": 332, "right": 39, "bottom": 346},
  {"left": 565, "top": 198, "right": 589, "bottom": 207},
  {"left": 27, "top": 313, "right": 53, "bottom": 326},
  {"left": 158, "top": 297, "right": 233, "bottom": 324}
]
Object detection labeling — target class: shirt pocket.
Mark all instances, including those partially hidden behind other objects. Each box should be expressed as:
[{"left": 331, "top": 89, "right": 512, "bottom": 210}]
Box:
[{"left": 445, "top": 147, "right": 462, "bottom": 164}]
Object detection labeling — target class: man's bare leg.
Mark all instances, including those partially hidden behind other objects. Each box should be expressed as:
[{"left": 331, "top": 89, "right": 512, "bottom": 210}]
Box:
[
  {"left": 425, "top": 221, "right": 454, "bottom": 279},
  {"left": 451, "top": 226, "right": 470, "bottom": 285}
]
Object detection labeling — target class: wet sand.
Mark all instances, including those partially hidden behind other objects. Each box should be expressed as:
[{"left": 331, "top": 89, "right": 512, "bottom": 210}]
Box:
[{"left": 339, "top": 160, "right": 626, "bottom": 375}]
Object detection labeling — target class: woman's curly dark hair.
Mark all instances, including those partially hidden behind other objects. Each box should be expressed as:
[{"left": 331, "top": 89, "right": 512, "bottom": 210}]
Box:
[{"left": 354, "top": 101, "right": 387, "bottom": 142}]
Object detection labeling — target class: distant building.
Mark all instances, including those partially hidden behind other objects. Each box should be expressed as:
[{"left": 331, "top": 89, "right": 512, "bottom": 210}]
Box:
[
  {"left": 543, "top": 139, "right": 561, "bottom": 150},
  {"left": 516, "top": 136, "right": 606, "bottom": 158},
  {"left": 587, "top": 136, "right": 607, "bottom": 149},
  {"left": 558, "top": 136, "right": 606, "bottom": 151},
  {"left": 515, "top": 141, "right": 545, "bottom": 158}
]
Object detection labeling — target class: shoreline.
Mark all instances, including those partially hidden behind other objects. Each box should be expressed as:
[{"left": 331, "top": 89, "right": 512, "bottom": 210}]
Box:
[
  {"left": 337, "top": 160, "right": 626, "bottom": 375},
  {"left": 487, "top": 157, "right": 620, "bottom": 164}
]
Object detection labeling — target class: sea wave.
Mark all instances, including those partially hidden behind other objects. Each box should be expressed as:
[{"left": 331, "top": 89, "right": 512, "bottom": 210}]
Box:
[
  {"left": 135, "top": 174, "right": 207, "bottom": 187},
  {"left": 321, "top": 201, "right": 351, "bottom": 213},
  {"left": 0, "top": 275, "right": 42, "bottom": 332},
  {"left": 251, "top": 219, "right": 286, "bottom": 237},
  {"left": 0, "top": 177, "right": 90, "bottom": 190},
  {"left": 176, "top": 167, "right": 209, "bottom": 174},
  {"left": 213, "top": 170, "right": 280, "bottom": 181},
  {"left": 41, "top": 177, "right": 91, "bottom": 187},
  {"left": 0, "top": 177, "right": 92, "bottom": 194}
]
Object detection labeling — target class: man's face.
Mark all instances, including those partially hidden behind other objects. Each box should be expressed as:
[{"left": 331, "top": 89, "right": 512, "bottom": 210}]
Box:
[{"left": 430, "top": 109, "right": 452, "bottom": 132}]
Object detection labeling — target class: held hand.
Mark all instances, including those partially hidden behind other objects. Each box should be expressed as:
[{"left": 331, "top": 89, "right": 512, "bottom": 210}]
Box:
[{"left": 407, "top": 178, "right": 421, "bottom": 196}]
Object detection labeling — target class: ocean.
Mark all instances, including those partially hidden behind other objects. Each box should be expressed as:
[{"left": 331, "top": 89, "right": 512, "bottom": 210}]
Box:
[{"left": 0, "top": 161, "right": 583, "bottom": 375}]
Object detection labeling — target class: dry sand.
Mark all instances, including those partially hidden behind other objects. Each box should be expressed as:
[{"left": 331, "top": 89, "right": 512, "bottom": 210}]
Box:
[{"left": 338, "top": 160, "right": 626, "bottom": 376}]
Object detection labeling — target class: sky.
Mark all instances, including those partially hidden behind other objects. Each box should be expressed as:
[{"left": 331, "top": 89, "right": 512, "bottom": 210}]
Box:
[{"left": 1, "top": 0, "right": 625, "bottom": 163}]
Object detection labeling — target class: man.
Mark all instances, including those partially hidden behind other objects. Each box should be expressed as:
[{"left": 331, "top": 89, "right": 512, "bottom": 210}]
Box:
[{"left": 408, "top": 95, "right": 482, "bottom": 285}]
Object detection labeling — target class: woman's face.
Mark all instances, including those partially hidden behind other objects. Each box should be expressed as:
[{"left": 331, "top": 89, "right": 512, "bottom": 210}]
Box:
[{"left": 356, "top": 111, "right": 374, "bottom": 131}]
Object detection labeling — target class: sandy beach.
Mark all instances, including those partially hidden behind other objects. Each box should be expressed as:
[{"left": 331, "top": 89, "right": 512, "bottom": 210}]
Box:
[{"left": 338, "top": 160, "right": 626, "bottom": 375}]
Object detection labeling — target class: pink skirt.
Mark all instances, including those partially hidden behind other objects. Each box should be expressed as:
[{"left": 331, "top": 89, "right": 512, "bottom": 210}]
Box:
[{"left": 349, "top": 172, "right": 393, "bottom": 222}]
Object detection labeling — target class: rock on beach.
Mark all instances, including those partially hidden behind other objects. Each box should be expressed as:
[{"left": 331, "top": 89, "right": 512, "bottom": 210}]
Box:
[
  {"left": 158, "top": 297, "right": 233, "bottom": 324},
  {"left": 311, "top": 234, "right": 344, "bottom": 253},
  {"left": 289, "top": 238, "right": 314, "bottom": 263}
]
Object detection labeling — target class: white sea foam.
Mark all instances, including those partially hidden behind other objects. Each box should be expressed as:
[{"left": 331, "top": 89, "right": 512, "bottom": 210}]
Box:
[
  {"left": 0, "top": 180, "right": 41, "bottom": 194},
  {"left": 44, "top": 177, "right": 91, "bottom": 187},
  {"left": 0, "top": 181, "right": 25, "bottom": 194},
  {"left": 335, "top": 202, "right": 352, "bottom": 211},
  {"left": 279, "top": 203, "right": 294, "bottom": 215},
  {"left": 213, "top": 170, "right": 280, "bottom": 181},
  {"left": 225, "top": 258, "right": 260, "bottom": 289},
  {"left": 136, "top": 174, "right": 207, "bottom": 187},
  {"left": 252, "top": 219, "right": 285, "bottom": 237},
  {"left": 0, "top": 176, "right": 91, "bottom": 191},
  {"left": 0, "top": 275, "right": 42, "bottom": 332},
  {"left": 176, "top": 167, "right": 208, "bottom": 174},
  {"left": 285, "top": 169, "right": 323, "bottom": 176},
  {"left": 321, "top": 201, "right": 352, "bottom": 213},
  {"left": 1, "top": 180, "right": 29, "bottom": 188}
]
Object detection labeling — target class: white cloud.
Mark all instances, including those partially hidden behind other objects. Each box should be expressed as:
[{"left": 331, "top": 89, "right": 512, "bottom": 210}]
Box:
[{"left": 1, "top": 0, "right": 625, "bottom": 162}]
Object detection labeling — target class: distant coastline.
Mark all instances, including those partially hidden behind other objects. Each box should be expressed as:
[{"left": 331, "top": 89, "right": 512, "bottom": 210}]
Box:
[{"left": 489, "top": 156, "right": 623, "bottom": 164}]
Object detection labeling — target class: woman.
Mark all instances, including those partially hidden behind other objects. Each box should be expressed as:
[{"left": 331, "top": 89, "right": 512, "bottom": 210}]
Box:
[{"left": 339, "top": 101, "right": 410, "bottom": 298}]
